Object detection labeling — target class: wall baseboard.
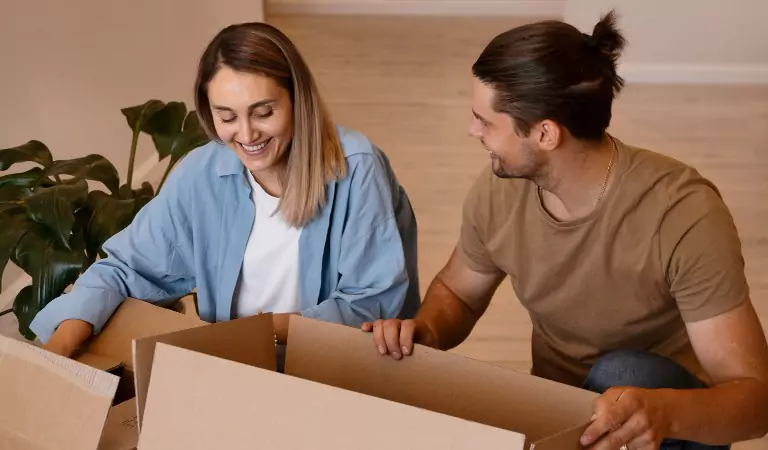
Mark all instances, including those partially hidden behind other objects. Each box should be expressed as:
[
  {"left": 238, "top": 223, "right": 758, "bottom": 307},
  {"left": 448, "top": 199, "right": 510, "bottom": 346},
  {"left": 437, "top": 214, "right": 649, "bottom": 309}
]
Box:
[
  {"left": 620, "top": 63, "right": 768, "bottom": 85},
  {"left": 267, "top": 0, "right": 565, "bottom": 17},
  {"left": 0, "top": 153, "right": 163, "bottom": 313}
]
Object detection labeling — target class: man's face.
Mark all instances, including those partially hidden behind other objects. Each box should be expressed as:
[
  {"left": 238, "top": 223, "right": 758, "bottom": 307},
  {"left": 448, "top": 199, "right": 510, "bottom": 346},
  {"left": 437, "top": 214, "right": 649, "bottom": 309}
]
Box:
[{"left": 468, "top": 78, "right": 546, "bottom": 180}]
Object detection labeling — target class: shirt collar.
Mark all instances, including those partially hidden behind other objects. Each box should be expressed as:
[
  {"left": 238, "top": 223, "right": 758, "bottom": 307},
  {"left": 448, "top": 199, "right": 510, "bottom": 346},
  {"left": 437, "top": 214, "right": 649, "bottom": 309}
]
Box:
[{"left": 215, "top": 143, "right": 245, "bottom": 177}]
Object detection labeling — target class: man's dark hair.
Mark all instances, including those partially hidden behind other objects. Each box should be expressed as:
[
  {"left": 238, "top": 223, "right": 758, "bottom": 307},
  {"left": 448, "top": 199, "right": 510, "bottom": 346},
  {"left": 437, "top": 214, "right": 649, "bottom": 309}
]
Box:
[{"left": 472, "top": 10, "right": 626, "bottom": 141}]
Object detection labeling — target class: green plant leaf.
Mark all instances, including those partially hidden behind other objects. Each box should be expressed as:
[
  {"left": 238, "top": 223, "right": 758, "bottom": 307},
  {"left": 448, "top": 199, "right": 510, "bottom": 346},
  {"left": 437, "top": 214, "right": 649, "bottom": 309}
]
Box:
[
  {"left": 114, "top": 181, "right": 155, "bottom": 201},
  {"left": 157, "top": 111, "right": 210, "bottom": 192},
  {"left": 123, "top": 100, "right": 166, "bottom": 189},
  {"left": 0, "top": 202, "right": 26, "bottom": 217},
  {"left": 145, "top": 106, "right": 208, "bottom": 171},
  {"left": 0, "top": 168, "right": 47, "bottom": 202},
  {"left": 13, "top": 223, "right": 86, "bottom": 319},
  {"left": 24, "top": 179, "right": 88, "bottom": 249},
  {"left": 117, "top": 183, "right": 133, "bottom": 200},
  {"left": 84, "top": 191, "right": 136, "bottom": 259},
  {"left": 0, "top": 167, "right": 44, "bottom": 189},
  {"left": 137, "top": 181, "right": 155, "bottom": 200},
  {"left": 121, "top": 100, "right": 166, "bottom": 133},
  {"left": 145, "top": 102, "right": 187, "bottom": 159},
  {"left": 0, "top": 185, "right": 31, "bottom": 202},
  {"left": 13, "top": 285, "right": 37, "bottom": 340},
  {"left": 74, "top": 203, "right": 97, "bottom": 266},
  {"left": 45, "top": 155, "right": 121, "bottom": 195},
  {"left": 0, "top": 141, "right": 53, "bottom": 171},
  {"left": 0, "top": 214, "right": 33, "bottom": 291},
  {"left": 171, "top": 130, "right": 209, "bottom": 167},
  {"left": 171, "top": 112, "right": 210, "bottom": 165},
  {"left": 132, "top": 182, "right": 155, "bottom": 214}
]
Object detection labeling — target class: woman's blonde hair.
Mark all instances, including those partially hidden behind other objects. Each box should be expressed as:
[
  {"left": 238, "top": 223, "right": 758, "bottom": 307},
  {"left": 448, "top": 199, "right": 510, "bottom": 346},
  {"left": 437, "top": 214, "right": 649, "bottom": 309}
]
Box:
[{"left": 194, "top": 22, "right": 346, "bottom": 227}]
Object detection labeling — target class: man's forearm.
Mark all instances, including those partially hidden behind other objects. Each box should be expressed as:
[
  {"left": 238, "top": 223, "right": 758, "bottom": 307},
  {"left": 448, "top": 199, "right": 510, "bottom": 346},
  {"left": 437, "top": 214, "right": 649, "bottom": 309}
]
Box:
[
  {"left": 662, "top": 378, "right": 768, "bottom": 444},
  {"left": 415, "top": 277, "right": 479, "bottom": 350}
]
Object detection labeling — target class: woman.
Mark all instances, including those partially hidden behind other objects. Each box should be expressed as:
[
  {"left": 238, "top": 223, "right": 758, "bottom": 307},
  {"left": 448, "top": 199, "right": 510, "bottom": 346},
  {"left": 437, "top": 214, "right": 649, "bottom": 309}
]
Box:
[{"left": 31, "top": 22, "right": 420, "bottom": 356}]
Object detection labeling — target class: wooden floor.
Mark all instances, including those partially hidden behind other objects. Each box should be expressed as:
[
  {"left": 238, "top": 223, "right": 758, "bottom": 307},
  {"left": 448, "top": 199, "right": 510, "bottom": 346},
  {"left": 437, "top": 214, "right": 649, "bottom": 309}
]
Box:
[{"left": 269, "top": 14, "right": 768, "bottom": 449}]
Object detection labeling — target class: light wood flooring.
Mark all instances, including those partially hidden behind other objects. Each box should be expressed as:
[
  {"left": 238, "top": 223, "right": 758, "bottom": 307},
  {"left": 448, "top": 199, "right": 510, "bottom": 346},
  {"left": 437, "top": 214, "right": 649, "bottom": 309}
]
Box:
[{"left": 269, "top": 13, "right": 768, "bottom": 449}]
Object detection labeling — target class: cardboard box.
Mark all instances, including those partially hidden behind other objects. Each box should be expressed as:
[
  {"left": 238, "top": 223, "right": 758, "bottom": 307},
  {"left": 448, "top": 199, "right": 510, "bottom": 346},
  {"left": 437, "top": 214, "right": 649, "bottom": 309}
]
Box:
[
  {"left": 75, "top": 297, "right": 205, "bottom": 404},
  {"left": 129, "top": 310, "right": 598, "bottom": 449},
  {"left": 4, "top": 297, "right": 598, "bottom": 449},
  {"left": 79, "top": 296, "right": 205, "bottom": 373},
  {"left": 98, "top": 399, "right": 139, "bottom": 450},
  {"left": 0, "top": 334, "right": 119, "bottom": 449},
  {"left": 0, "top": 298, "right": 202, "bottom": 450}
]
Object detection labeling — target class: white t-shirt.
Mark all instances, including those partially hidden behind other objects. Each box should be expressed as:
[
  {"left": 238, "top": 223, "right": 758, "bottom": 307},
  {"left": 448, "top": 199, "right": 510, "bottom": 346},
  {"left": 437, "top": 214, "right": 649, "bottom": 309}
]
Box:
[{"left": 232, "top": 171, "right": 301, "bottom": 318}]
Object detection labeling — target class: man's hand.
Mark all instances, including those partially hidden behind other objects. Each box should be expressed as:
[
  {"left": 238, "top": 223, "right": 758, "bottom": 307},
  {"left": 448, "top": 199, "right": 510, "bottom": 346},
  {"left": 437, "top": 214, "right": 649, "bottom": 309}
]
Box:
[
  {"left": 361, "top": 247, "right": 504, "bottom": 360},
  {"left": 361, "top": 319, "right": 437, "bottom": 360},
  {"left": 581, "top": 387, "right": 671, "bottom": 450},
  {"left": 580, "top": 299, "right": 768, "bottom": 449}
]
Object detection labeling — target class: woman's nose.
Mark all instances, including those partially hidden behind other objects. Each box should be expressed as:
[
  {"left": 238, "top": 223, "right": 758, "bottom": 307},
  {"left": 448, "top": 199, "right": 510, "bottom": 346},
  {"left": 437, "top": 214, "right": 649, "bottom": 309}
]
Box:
[{"left": 238, "top": 120, "right": 259, "bottom": 143}]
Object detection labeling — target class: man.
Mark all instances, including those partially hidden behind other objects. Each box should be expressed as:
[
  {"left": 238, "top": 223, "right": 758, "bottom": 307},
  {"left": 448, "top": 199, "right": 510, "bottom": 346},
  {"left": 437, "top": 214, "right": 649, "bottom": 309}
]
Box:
[{"left": 363, "top": 11, "right": 768, "bottom": 450}]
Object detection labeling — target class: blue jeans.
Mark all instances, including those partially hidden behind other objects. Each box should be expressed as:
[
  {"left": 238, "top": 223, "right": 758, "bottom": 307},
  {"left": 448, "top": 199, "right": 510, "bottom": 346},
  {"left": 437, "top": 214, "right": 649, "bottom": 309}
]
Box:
[{"left": 582, "top": 349, "right": 730, "bottom": 450}]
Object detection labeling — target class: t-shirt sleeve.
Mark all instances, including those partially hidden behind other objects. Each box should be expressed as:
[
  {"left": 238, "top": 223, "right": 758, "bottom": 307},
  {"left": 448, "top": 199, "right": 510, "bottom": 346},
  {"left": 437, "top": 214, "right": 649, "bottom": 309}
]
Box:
[
  {"left": 457, "top": 168, "right": 501, "bottom": 274},
  {"left": 661, "top": 182, "right": 750, "bottom": 322}
]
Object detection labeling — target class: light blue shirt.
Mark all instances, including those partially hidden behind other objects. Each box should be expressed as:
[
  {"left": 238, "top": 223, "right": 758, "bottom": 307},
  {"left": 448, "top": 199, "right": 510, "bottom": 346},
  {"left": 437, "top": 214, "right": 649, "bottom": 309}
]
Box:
[{"left": 31, "top": 126, "right": 420, "bottom": 343}]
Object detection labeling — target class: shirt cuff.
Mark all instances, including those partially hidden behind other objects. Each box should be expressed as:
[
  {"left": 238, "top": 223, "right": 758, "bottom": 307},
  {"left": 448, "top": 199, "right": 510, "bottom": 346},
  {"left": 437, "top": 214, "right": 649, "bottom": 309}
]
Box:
[{"left": 29, "top": 288, "right": 125, "bottom": 343}]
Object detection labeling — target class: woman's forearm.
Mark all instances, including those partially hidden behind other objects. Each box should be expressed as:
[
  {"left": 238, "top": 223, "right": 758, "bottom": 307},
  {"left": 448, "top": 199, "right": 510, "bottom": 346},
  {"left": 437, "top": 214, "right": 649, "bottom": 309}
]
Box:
[{"left": 42, "top": 319, "right": 93, "bottom": 357}]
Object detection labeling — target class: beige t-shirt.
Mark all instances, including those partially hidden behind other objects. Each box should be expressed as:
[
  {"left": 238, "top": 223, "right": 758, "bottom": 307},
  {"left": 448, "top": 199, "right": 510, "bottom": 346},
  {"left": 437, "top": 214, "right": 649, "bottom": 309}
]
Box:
[{"left": 458, "top": 137, "right": 749, "bottom": 387}]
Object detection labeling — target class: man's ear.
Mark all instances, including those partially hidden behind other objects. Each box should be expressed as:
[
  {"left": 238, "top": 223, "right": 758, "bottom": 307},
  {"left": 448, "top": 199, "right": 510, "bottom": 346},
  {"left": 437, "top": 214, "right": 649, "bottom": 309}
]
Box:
[{"left": 536, "top": 120, "right": 562, "bottom": 152}]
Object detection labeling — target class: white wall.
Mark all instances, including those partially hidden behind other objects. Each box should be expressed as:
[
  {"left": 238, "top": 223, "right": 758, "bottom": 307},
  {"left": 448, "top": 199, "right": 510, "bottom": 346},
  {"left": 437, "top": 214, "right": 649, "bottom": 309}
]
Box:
[
  {"left": 269, "top": 0, "right": 768, "bottom": 83},
  {"left": 1, "top": 0, "right": 264, "bottom": 172},
  {"left": 267, "top": 0, "right": 565, "bottom": 16},
  {"left": 564, "top": 0, "right": 768, "bottom": 84},
  {"left": 0, "top": 0, "right": 264, "bottom": 315}
]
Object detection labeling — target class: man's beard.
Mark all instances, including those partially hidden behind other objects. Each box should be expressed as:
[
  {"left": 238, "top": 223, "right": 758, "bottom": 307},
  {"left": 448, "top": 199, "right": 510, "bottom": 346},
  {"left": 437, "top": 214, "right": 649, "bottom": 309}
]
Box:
[
  {"left": 491, "top": 144, "right": 546, "bottom": 181},
  {"left": 491, "top": 155, "right": 513, "bottom": 178}
]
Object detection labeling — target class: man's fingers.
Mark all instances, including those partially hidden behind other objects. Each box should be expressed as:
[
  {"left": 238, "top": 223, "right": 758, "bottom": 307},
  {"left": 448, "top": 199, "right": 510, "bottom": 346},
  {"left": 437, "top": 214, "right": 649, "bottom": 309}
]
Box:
[
  {"left": 626, "top": 431, "right": 658, "bottom": 450},
  {"left": 594, "top": 387, "right": 625, "bottom": 414},
  {"left": 582, "top": 389, "right": 633, "bottom": 446},
  {"left": 399, "top": 320, "right": 416, "bottom": 356},
  {"left": 590, "top": 414, "right": 646, "bottom": 450},
  {"left": 383, "top": 320, "right": 403, "bottom": 360},
  {"left": 368, "top": 319, "right": 419, "bottom": 360}
]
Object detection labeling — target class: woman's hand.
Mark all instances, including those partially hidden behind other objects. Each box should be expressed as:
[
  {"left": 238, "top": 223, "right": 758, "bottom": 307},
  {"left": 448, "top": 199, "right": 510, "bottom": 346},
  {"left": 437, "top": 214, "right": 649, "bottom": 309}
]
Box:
[
  {"left": 581, "top": 386, "right": 671, "bottom": 450},
  {"left": 272, "top": 313, "right": 298, "bottom": 345},
  {"left": 42, "top": 319, "right": 93, "bottom": 357}
]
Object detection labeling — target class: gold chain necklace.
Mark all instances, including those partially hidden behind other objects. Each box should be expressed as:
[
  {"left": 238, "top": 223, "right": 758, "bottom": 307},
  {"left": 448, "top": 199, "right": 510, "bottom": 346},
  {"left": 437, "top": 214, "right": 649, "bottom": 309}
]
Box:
[{"left": 538, "top": 137, "right": 617, "bottom": 208}]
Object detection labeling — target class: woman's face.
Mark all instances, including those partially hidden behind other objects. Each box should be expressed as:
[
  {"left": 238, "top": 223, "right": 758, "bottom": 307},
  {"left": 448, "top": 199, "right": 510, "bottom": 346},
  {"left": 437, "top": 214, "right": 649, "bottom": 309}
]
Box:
[{"left": 207, "top": 66, "right": 293, "bottom": 176}]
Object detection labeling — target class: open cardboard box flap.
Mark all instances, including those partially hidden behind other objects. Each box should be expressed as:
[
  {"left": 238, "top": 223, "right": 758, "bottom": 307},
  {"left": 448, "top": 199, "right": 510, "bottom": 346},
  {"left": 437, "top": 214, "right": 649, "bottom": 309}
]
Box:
[
  {"left": 0, "top": 335, "right": 119, "bottom": 450},
  {"left": 140, "top": 343, "right": 527, "bottom": 449},
  {"left": 97, "top": 399, "right": 139, "bottom": 450},
  {"left": 134, "top": 313, "right": 598, "bottom": 450},
  {"left": 132, "top": 312, "right": 277, "bottom": 426},
  {"left": 78, "top": 297, "right": 205, "bottom": 373},
  {"left": 70, "top": 297, "right": 206, "bottom": 408},
  {"left": 0, "top": 298, "right": 204, "bottom": 450},
  {"left": 286, "top": 313, "right": 597, "bottom": 449}
]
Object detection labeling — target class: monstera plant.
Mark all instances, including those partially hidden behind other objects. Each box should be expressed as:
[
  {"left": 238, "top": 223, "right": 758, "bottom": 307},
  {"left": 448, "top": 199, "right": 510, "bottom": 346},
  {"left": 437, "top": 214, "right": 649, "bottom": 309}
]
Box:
[{"left": 0, "top": 100, "right": 209, "bottom": 339}]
